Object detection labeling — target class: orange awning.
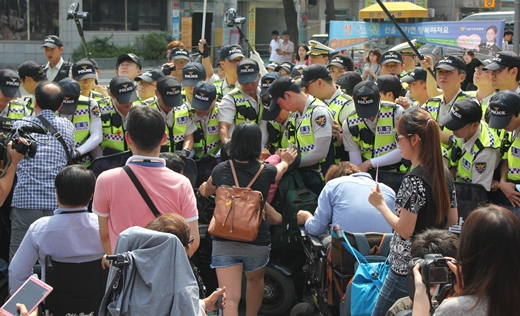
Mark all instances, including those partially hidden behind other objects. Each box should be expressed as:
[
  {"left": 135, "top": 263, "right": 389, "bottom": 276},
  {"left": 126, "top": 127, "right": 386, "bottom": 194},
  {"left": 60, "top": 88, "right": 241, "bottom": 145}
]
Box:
[{"left": 359, "top": 1, "right": 429, "bottom": 19}]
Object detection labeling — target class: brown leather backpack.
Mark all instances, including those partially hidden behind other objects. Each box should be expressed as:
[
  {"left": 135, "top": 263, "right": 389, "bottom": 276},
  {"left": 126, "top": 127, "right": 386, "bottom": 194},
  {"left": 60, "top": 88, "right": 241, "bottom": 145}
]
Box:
[{"left": 208, "top": 160, "right": 265, "bottom": 242}]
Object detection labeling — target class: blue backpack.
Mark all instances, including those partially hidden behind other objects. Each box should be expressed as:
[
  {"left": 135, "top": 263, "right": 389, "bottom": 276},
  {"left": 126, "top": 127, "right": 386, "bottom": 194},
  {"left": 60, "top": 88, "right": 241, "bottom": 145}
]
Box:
[{"left": 330, "top": 228, "right": 392, "bottom": 316}]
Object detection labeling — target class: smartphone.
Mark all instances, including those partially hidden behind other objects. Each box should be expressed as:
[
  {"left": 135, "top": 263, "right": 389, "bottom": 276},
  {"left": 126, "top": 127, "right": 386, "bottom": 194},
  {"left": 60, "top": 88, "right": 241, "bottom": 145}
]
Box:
[{"left": 1, "top": 276, "right": 53, "bottom": 316}]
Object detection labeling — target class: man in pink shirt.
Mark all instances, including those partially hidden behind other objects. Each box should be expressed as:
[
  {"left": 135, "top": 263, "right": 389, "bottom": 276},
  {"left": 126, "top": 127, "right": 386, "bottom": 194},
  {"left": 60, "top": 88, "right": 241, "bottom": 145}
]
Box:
[{"left": 93, "top": 106, "right": 199, "bottom": 259}]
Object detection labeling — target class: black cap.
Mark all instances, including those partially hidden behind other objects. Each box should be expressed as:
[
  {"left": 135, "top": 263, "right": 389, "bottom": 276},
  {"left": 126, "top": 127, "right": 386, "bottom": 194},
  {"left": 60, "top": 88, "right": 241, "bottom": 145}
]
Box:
[
  {"left": 109, "top": 76, "right": 139, "bottom": 104},
  {"left": 170, "top": 47, "right": 190, "bottom": 61},
  {"left": 260, "top": 72, "right": 283, "bottom": 121},
  {"left": 377, "top": 75, "right": 402, "bottom": 94},
  {"left": 473, "top": 58, "right": 492, "bottom": 68},
  {"left": 42, "top": 35, "right": 63, "bottom": 48},
  {"left": 18, "top": 61, "right": 45, "bottom": 80},
  {"left": 117, "top": 53, "right": 142, "bottom": 69},
  {"left": 237, "top": 59, "right": 260, "bottom": 84},
  {"left": 327, "top": 54, "right": 354, "bottom": 71},
  {"left": 57, "top": 78, "right": 81, "bottom": 115},
  {"left": 336, "top": 72, "right": 362, "bottom": 95},
  {"left": 192, "top": 81, "right": 217, "bottom": 111},
  {"left": 267, "top": 76, "right": 297, "bottom": 111},
  {"left": 220, "top": 45, "right": 245, "bottom": 61},
  {"left": 275, "top": 62, "right": 295, "bottom": 74},
  {"left": 291, "top": 67, "right": 305, "bottom": 79},
  {"left": 0, "top": 69, "right": 21, "bottom": 98},
  {"left": 435, "top": 55, "right": 466, "bottom": 71},
  {"left": 380, "top": 51, "right": 403, "bottom": 66},
  {"left": 90, "top": 58, "right": 99, "bottom": 70},
  {"left": 135, "top": 69, "right": 164, "bottom": 83},
  {"left": 401, "top": 67, "right": 427, "bottom": 83},
  {"left": 440, "top": 99, "right": 482, "bottom": 131},
  {"left": 505, "top": 29, "right": 514, "bottom": 35},
  {"left": 182, "top": 62, "right": 206, "bottom": 87},
  {"left": 352, "top": 81, "right": 380, "bottom": 119},
  {"left": 487, "top": 90, "right": 520, "bottom": 129},
  {"left": 266, "top": 61, "right": 279, "bottom": 70},
  {"left": 299, "top": 64, "right": 332, "bottom": 87},
  {"left": 72, "top": 59, "right": 97, "bottom": 80},
  {"left": 156, "top": 76, "right": 182, "bottom": 108},
  {"left": 484, "top": 51, "right": 520, "bottom": 71}
]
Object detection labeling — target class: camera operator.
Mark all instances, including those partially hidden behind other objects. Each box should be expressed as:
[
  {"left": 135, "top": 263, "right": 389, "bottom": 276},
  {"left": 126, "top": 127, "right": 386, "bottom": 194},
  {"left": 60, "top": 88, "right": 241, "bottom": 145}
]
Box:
[
  {"left": 0, "top": 142, "right": 25, "bottom": 206},
  {"left": 412, "top": 205, "right": 520, "bottom": 316},
  {"left": 9, "top": 81, "right": 74, "bottom": 261}
]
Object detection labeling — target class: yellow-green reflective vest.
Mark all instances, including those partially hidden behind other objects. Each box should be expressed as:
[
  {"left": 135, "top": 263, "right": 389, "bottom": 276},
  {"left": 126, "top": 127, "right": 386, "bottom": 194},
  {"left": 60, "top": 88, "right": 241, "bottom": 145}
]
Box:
[
  {"left": 507, "top": 134, "right": 520, "bottom": 182},
  {"left": 194, "top": 106, "right": 221, "bottom": 158},
  {"left": 146, "top": 99, "right": 191, "bottom": 152},
  {"left": 228, "top": 88, "right": 262, "bottom": 126},
  {"left": 5, "top": 100, "right": 27, "bottom": 119},
  {"left": 328, "top": 93, "right": 354, "bottom": 162},
  {"left": 100, "top": 100, "right": 127, "bottom": 154}
]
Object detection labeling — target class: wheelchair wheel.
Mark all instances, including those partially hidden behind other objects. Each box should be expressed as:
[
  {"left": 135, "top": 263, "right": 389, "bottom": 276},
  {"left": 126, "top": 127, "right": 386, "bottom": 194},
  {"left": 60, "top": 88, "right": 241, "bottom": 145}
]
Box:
[
  {"left": 242, "top": 265, "right": 296, "bottom": 315},
  {"left": 290, "top": 302, "right": 319, "bottom": 316}
]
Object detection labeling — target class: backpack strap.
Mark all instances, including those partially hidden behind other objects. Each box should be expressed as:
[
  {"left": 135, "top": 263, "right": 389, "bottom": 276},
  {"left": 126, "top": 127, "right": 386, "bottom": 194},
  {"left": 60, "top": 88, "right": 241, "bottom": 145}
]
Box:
[
  {"left": 352, "top": 233, "right": 372, "bottom": 256},
  {"left": 291, "top": 170, "right": 306, "bottom": 190},
  {"left": 229, "top": 160, "right": 264, "bottom": 188}
]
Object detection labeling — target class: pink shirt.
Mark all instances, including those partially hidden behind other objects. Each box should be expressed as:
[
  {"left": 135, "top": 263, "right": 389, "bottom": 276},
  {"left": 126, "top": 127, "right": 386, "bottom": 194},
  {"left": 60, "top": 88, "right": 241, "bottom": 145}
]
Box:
[{"left": 93, "top": 156, "right": 198, "bottom": 248}]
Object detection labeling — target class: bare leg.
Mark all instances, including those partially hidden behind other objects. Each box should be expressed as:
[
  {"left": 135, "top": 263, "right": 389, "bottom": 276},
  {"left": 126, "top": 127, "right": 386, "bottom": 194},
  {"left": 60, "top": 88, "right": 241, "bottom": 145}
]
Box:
[
  {"left": 245, "top": 267, "right": 265, "bottom": 316},
  {"left": 216, "top": 264, "right": 243, "bottom": 316}
]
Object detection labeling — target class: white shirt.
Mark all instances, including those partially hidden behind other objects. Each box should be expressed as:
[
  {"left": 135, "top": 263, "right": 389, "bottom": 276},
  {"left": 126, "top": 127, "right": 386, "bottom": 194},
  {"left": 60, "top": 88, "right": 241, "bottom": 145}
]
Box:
[
  {"left": 269, "top": 38, "right": 281, "bottom": 62},
  {"left": 45, "top": 57, "right": 68, "bottom": 82},
  {"left": 438, "top": 89, "right": 464, "bottom": 124},
  {"left": 218, "top": 86, "right": 261, "bottom": 136}
]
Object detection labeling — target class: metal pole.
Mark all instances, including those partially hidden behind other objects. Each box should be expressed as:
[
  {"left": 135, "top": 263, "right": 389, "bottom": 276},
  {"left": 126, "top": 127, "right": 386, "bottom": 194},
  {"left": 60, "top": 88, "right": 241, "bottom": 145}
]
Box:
[
  {"left": 514, "top": 0, "right": 520, "bottom": 54},
  {"left": 202, "top": 0, "right": 207, "bottom": 39}
]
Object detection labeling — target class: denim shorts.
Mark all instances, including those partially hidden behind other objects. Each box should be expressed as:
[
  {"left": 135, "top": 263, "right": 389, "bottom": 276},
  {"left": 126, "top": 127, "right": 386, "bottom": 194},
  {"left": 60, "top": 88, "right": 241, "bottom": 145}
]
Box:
[{"left": 211, "top": 255, "right": 269, "bottom": 272}]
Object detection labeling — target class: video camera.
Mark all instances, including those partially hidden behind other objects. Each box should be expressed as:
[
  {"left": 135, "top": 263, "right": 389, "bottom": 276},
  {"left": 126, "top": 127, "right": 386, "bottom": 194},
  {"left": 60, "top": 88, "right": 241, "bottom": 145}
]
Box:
[
  {"left": 67, "top": 2, "right": 88, "bottom": 20},
  {"left": 225, "top": 9, "right": 246, "bottom": 27},
  {"left": 0, "top": 117, "right": 48, "bottom": 161}
]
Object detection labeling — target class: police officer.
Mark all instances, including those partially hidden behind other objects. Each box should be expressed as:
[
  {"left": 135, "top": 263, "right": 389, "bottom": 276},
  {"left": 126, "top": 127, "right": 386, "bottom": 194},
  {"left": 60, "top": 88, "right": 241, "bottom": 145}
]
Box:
[
  {"left": 181, "top": 62, "right": 206, "bottom": 108},
  {"left": 275, "top": 62, "right": 294, "bottom": 77},
  {"left": 301, "top": 64, "right": 354, "bottom": 162},
  {"left": 327, "top": 54, "right": 354, "bottom": 83},
  {"left": 307, "top": 40, "right": 335, "bottom": 66},
  {"left": 57, "top": 78, "right": 102, "bottom": 166},
  {"left": 116, "top": 53, "right": 141, "bottom": 81},
  {"left": 214, "top": 45, "right": 245, "bottom": 101},
  {"left": 380, "top": 51, "right": 405, "bottom": 77},
  {"left": 484, "top": 51, "right": 520, "bottom": 92},
  {"left": 401, "top": 49, "right": 417, "bottom": 73},
  {"left": 218, "top": 58, "right": 262, "bottom": 143},
  {"left": 71, "top": 59, "right": 105, "bottom": 102},
  {"left": 401, "top": 67, "right": 430, "bottom": 107},
  {"left": 99, "top": 76, "right": 139, "bottom": 155},
  {"left": 17, "top": 61, "right": 47, "bottom": 114},
  {"left": 377, "top": 75, "right": 405, "bottom": 103},
  {"left": 168, "top": 47, "right": 191, "bottom": 83},
  {"left": 487, "top": 91, "right": 520, "bottom": 216},
  {"left": 135, "top": 69, "right": 164, "bottom": 103},
  {"left": 440, "top": 99, "right": 500, "bottom": 191},
  {"left": 422, "top": 55, "right": 472, "bottom": 144},
  {"left": 336, "top": 72, "right": 362, "bottom": 96},
  {"left": 0, "top": 69, "right": 28, "bottom": 119},
  {"left": 42, "top": 35, "right": 72, "bottom": 82},
  {"left": 191, "top": 81, "right": 222, "bottom": 158},
  {"left": 268, "top": 76, "right": 334, "bottom": 174},
  {"left": 149, "top": 76, "right": 196, "bottom": 154},
  {"left": 342, "top": 81, "right": 405, "bottom": 172}
]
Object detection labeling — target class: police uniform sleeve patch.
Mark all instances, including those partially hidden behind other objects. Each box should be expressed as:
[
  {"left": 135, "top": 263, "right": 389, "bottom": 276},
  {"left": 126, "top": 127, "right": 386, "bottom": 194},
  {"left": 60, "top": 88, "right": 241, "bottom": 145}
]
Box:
[
  {"left": 474, "top": 162, "right": 486, "bottom": 174},
  {"left": 315, "top": 115, "right": 326, "bottom": 127},
  {"left": 91, "top": 105, "right": 101, "bottom": 118}
]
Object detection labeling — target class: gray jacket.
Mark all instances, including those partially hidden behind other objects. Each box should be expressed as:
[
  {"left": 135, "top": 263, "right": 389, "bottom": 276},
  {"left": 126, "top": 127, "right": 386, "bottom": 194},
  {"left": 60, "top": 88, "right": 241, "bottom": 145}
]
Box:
[{"left": 99, "top": 226, "right": 200, "bottom": 316}]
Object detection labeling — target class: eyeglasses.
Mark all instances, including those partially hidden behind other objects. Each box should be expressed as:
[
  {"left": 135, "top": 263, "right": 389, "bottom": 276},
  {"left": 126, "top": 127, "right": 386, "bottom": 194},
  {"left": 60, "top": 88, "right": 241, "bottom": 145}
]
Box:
[
  {"left": 395, "top": 133, "right": 413, "bottom": 143},
  {"left": 474, "top": 67, "right": 492, "bottom": 74},
  {"left": 137, "top": 81, "right": 156, "bottom": 88},
  {"left": 188, "top": 236, "right": 195, "bottom": 245}
]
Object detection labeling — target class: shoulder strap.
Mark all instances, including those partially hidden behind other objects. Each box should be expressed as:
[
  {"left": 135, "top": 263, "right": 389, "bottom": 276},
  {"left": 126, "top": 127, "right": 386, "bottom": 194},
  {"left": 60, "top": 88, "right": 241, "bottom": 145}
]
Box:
[
  {"left": 229, "top": 160, "right": 265, "bottom": 188},
  {"left": 36, "top": 116, "right": 73, "bottom": 165},
  {"left": 123, "top": 165, "right": 161, "bottom": 218},
  {"left": 291, "top": 170, "right": 306, "bottom": 190}
]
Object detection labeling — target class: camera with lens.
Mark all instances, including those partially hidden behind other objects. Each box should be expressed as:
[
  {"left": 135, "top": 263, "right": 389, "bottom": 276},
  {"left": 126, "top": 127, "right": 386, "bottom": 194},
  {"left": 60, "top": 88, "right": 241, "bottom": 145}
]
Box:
[
  {"left": 67, "top": 2, "right": 88, "bottom": 20},
  {"left": 0, "top": 117, "right": 47, "bottom": 166},
  {"left": 225, "top": 9, "right": 246, "bottom": 27},
  {"left": 409, "top": 254, "right": 456, "bottom": 286}
]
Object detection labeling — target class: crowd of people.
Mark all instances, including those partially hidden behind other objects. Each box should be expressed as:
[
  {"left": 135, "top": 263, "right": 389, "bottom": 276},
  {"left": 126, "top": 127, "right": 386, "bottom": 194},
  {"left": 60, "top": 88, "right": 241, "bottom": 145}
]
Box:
[{"left": 0, "top": 30, "right": 519, "bottom": 316}]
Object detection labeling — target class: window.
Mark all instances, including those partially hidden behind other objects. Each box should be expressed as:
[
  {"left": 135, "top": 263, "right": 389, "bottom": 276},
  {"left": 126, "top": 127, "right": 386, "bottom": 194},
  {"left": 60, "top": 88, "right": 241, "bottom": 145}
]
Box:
[
  {"left": 82, "top": 0, "right": 167, "bottom": 31},
  {"left": 0, "top": 0, "right": 58, "bottom": 41}
]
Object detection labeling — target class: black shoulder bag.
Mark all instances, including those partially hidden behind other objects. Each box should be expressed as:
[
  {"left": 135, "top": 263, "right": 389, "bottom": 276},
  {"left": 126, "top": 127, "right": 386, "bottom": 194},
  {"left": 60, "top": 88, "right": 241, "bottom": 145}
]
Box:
[
  {"left": 123, "top": 165, "right": 161, "bottom": 218},
  {"left": 36, "top": 116, "right": 74, "bottom": 165}
]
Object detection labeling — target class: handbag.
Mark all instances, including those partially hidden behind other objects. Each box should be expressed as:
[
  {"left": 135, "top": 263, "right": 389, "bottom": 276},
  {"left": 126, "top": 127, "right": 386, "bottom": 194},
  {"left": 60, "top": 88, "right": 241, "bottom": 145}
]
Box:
[
  {"left": 208, "top": 160, "right": 265, "bottom": 242},
  {"left": 340, "top": 230, "right": 390, "bottom": 316}
]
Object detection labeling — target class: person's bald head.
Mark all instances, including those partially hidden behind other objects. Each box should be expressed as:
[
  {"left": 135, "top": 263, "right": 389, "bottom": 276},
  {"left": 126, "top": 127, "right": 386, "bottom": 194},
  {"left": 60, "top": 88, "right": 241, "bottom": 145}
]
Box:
[{"left": 35, "top": 80, "right": 64, "bottom": 112}]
